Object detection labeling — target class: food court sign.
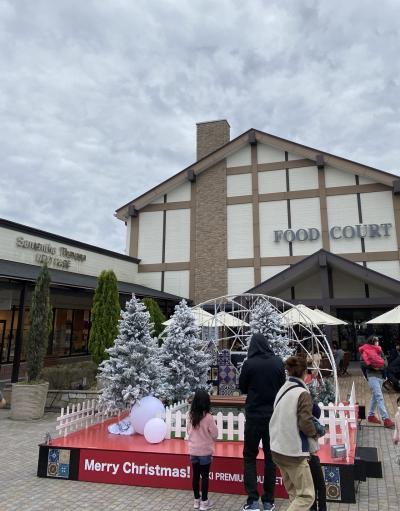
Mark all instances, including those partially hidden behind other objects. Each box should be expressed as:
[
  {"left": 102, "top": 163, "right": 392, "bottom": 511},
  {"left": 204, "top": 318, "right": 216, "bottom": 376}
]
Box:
[
  {"left": 273, "top": 223, "right": 393, "bottom": 243},
  {"left": 16, "top": 237, "right": 87, "bottom": 270}
]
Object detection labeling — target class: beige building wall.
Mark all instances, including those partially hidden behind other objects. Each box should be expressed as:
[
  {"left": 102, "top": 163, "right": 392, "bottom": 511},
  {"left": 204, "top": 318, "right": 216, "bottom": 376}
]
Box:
[{"left": 125, "top": 127, "right": 400, "bottom": 302}]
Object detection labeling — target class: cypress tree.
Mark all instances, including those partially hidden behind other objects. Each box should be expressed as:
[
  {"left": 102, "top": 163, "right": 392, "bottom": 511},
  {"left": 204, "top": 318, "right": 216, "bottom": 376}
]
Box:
[
  {"left": 89, "top": 270, "right": 121, "bottom": 365},
  {"left": 27, "top": 264, "right": 51, "bottom": 382},
  {"left": 143, "top": 297, "right": 166, "bottom": 338}
]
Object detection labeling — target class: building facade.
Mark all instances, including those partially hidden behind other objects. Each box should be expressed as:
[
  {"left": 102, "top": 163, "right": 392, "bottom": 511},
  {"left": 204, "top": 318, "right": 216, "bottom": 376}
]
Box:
[
  {"left": 116, "top": 120, "right": 400, "bottom": 355},
  {"left": 0, "top": 218, "right": 180, "bottom": 381}
]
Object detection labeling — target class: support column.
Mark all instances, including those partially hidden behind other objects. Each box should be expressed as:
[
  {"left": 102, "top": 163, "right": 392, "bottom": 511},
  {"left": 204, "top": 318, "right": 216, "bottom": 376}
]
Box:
[
  {"left": 250, "top": 134, "right": 261, "bottom": 285},
  {"left": 11, "top": 283, "right": 27, "bottom": 383}
]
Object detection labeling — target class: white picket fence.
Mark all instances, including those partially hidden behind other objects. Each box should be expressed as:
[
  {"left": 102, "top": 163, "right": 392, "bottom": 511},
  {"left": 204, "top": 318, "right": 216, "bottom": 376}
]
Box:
[
  {"left": 56, "top": 399, "right": 122, "bottom": 437},
  {"left": 56, "top": 382, "right": 358, "bottom": 452}
]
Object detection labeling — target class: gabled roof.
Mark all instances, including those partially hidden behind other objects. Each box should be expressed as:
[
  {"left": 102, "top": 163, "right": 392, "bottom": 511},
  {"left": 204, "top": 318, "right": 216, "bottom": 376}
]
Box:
[
  {"left": 246, "top": 249, "right": 400, "bottom": 297},
  {"left": 115, "top": 128, "right": 400, "bottom": 220}
]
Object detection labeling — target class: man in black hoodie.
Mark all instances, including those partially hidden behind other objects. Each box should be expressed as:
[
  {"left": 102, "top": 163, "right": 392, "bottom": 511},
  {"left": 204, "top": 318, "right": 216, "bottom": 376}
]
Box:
[{"left": 239, "top": 333, "right": 286, "bottom": 511}]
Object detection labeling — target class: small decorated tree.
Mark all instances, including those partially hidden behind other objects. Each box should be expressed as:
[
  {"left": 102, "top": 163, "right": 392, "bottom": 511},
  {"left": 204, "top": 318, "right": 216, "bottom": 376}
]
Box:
[
  {"left": 89, "top": 270, "right": 121, "bottom": 365},
  {"left": 27, "top": 264, "right": 51, "bottom": 382},
  {"left": 143, "top": 297, "right": 166, "bottom": 340},
  {"left": 248, "top": 299, "right": 294, "bottom": 361},
  {"left": 160, "top": 300, "right": 210, "bottom": 403},
  {"left": 98, "top": 294, "right": 164, "bottom": 411}
]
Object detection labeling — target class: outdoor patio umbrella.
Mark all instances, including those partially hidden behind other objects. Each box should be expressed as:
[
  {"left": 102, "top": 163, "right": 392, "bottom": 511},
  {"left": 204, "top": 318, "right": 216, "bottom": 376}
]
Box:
[
  {"left": 366, "top": 305, "right": 400, "bottom": 324},
  {"left": 281, "top": 304, "right": 346, "bottom": 326},
  {"left": 162, "top": 307, "right": 214, "bottom": 326},
  {"left": 202, "top": 311, "right": 249, "bottom": 328}
]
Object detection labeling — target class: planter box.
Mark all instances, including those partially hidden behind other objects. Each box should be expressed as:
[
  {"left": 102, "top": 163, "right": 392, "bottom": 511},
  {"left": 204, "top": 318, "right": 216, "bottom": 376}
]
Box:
[{"left": 11, "top": 382, "right": 49, "bottom": 420}]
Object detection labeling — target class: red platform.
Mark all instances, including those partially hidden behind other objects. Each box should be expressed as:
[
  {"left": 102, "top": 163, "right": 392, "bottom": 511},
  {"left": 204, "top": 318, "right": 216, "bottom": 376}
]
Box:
[{"left": 38, "top": 416, "right": 358, "bottom": 501}]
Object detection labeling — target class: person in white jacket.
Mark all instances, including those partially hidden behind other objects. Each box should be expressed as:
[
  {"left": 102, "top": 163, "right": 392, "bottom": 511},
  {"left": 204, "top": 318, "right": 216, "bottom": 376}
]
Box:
[{"left": 269, "top": 356, "right": 317, "bottom": 511}]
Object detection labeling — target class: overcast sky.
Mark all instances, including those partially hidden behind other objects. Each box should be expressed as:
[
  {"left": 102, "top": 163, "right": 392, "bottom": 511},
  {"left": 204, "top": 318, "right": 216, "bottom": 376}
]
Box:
[{"left": 1, "top": 0, "right": 399, "bottom": 253}]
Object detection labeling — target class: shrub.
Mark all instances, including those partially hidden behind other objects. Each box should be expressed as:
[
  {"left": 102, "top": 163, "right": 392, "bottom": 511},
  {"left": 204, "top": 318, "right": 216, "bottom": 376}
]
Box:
[
  {"left": 143, "top": 297, "right": 166, "bottom": 338},
  {"left": 27, "top": 264, "right": 51, "bottom": 382},
  {"left": 89, "top": 270, "right": 121, "bottom": 365},
  {"left": 41, "top": 361, "right": 98, "bottom": 390}
]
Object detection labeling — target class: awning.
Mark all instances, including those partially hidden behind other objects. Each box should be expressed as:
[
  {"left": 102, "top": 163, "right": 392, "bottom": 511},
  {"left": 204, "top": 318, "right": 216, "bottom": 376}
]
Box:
[{"left": 366, "top": 305, "right": 400, "bottom": 324}]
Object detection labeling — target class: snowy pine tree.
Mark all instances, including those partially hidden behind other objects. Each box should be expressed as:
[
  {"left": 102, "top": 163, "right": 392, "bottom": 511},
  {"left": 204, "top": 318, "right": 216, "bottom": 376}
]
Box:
[
  {"left": 248, "top": 299, "right": 294, "bottom": 360},
  {"left": 160, "top": 300, "right": 210, "bottom": 403},
  {"left": 98, "top": 294, "right": 164, "bottom": 412}
]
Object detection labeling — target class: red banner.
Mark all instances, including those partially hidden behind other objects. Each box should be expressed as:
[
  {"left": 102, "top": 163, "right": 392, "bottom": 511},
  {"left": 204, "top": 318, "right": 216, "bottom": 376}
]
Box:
[{"left": 79, "top": 449, "right": 287, "bottom": 497}]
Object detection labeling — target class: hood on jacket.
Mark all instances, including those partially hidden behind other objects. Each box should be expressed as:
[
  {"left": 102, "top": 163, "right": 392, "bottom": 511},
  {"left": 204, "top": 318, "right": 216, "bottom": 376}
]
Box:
[{"left": 248, "top": 333, "right": 274, "bottom": 358}]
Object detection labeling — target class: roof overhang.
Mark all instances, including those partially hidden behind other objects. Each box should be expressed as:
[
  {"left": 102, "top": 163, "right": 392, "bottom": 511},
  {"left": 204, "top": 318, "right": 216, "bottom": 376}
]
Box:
[{"left": 116, "top": 128, "right": 400, "bottom": 221}]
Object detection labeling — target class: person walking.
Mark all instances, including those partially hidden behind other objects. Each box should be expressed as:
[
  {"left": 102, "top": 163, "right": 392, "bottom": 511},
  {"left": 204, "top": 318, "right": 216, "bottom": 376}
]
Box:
[
  {"left": 187, "top": 389, "right": 218, "bottom": 510},
  {"left": 360, "top": 337, "right": 395, "bottom": 429},
  {"left": 239, "top": 333, "right": 286, "bottom": 511},
  {"left": 269, "top": 356, "right": 318, "bottom": 511}
]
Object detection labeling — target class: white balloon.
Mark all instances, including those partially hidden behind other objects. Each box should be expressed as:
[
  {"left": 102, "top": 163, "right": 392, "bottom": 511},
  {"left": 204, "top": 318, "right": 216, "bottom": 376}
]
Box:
[
  {"left": 144, "top": 418, "right": 167, "bottom": 444},
  {"left": 130, "top": 395, "right": 165, "bottom": 435}
]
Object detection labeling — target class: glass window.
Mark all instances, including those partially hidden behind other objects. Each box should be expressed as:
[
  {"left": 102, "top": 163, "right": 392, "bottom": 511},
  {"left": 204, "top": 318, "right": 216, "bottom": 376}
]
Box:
[
  {"left": 71, "top": 310, "right": 90, "bottom": 355},
  {"left": 53, "top": 309, "right": 73, "bottom": 357}
]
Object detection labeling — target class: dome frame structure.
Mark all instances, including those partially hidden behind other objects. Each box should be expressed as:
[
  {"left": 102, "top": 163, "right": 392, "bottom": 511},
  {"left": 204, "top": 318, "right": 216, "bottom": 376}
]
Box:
[{"left": 193, "top": 293, "right": 338, "bottom": 403}]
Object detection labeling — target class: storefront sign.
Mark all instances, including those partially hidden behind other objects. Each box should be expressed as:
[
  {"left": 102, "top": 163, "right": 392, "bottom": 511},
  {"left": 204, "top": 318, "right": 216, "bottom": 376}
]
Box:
[
  {"left": 274, "top": 223, "right": 392, "bottom": 243},
  {"left": 15, "top": 236, "right": 87, "bottom": 270}
]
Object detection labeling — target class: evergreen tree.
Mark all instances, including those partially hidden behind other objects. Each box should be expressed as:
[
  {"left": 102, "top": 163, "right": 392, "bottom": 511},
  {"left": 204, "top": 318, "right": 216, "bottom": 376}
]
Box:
[
  {"left": 307, "top": 378, "right": 335, "bottom": 405},
  {"left": 98, "top": 294, "right": 163, "bottom": 411},
  {"left": 248, "top": 299, "right": 294, "bottom": 361},
  {"left": 143, "top": 297, "right": 166, "bottom": 339},
  {"left": 27, "top": 264, "right": 51, "bottom": 382},
  {"left": 160, "top": 299, "right": 210, "bottom": 403},
  {"left": 89, "top": 270, "right": 121, "bottom": 365}
]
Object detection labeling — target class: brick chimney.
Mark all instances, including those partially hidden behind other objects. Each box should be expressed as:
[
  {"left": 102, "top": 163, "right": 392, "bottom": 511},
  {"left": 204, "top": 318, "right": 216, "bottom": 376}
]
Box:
[{"left": 196, "top": 120, "right": 230, "bottom": 160}]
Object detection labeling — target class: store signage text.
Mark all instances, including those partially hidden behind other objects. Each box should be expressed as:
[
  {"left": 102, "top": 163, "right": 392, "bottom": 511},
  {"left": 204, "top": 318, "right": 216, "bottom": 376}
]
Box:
[
  {"left": 274, "top": 223, "right": 393, "bottom": 243},
  {"left": 16, "top": 237, "right": 87, "bottom": 269}
]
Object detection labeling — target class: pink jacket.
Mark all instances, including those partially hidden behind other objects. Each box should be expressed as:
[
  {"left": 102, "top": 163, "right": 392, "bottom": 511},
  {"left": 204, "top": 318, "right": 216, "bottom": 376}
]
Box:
[
  {"left": 393, "top": 410, "right": 400, "bottom": 444},
  {"left": 187, "top": 413, "right": 218, "bottom": 456}
]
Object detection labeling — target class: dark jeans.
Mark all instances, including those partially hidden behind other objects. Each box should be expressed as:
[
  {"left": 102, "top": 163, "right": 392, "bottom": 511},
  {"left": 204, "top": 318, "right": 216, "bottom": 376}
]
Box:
[
  {"left": 192, "top": 462, "right": 211, "bottom": 501},
  {"left": 243, "top": 417, "right": 276, "bottom": 504},
  {"left": 309, "top": 454, "right": 326, "bottom": 511}
]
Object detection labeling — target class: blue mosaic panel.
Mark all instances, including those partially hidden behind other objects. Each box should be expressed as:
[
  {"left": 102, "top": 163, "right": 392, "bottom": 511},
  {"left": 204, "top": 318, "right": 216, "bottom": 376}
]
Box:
[
  {"left": 323, "top": 466, "right": 341, "bottom": 500},
  {"left": 47, "top": 449, "right": 71, "bottom": 479}
]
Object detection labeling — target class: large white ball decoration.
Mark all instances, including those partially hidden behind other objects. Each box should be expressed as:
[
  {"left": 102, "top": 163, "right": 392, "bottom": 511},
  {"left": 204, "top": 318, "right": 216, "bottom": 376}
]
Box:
[
  {"left": 130, "top": 396, "right": 165, "bottom": 435},
  {"left": 144, "top": 418, "right": 167, "bottom": 444}
]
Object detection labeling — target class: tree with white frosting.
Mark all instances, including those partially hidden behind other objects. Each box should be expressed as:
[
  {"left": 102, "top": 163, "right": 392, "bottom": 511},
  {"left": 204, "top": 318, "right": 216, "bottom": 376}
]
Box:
[
  {"left": 98, "top": 294, "right": 164, "bottom": 411},
  {"left": 160, "top": 299, "right": 210, "bottom": 403},
  {"left": 248, "top": 299, "right": 294, "bottom": 361}
]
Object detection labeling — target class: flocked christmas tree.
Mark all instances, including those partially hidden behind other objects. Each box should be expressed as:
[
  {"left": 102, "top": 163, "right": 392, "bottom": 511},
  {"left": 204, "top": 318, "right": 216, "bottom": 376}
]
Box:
[
  {"left": 160, "top": 299, "right": 210, "bottom": 403},
  {"left": 248, "top": 299, "right": 294, "bottom": 361},
  {"left": 98, "top": 294, "right": 164, "bottom": 412}
]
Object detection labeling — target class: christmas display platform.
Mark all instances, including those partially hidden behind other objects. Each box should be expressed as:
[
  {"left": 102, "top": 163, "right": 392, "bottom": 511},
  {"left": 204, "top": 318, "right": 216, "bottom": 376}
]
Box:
[{"left": 37, "top": 414, "right": 368, "bottom": 503}]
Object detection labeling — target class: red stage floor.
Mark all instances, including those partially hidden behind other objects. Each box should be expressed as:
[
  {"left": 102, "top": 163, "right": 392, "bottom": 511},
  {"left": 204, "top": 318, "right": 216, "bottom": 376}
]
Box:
[{"left": 50, "top": 416, "right": 357, "bottom": 466}]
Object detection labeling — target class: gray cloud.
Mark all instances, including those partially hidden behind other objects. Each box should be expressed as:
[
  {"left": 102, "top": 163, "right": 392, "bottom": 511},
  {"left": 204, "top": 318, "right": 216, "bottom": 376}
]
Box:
[{"left": 0, "top": 0, "right": 399, "bottom": 252}]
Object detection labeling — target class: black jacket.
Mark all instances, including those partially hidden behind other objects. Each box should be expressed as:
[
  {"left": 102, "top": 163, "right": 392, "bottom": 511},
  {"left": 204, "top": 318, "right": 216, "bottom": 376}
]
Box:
[{"left": 239, "top": 334, "right": 286, "bottom": 420}]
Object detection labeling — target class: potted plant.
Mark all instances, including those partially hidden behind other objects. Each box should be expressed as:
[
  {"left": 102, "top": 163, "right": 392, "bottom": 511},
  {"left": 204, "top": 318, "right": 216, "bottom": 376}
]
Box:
[{"left": 11, "top": 264, "right": 51, "bottom": 420}]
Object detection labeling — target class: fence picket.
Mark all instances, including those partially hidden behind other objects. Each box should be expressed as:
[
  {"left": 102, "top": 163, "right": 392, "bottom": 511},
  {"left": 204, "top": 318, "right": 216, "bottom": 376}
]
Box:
[
  {"left": 216, "top": 412, "right": 223, "bottom": 440},
  {"left": 227, "top": 412, "right": 234, "bottom": 440}
]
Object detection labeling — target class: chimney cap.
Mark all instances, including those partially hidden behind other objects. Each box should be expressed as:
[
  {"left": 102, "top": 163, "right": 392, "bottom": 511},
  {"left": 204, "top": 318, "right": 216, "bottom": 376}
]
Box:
[{"left": 196, "top": 119, "right": 230, "bottom": 127}]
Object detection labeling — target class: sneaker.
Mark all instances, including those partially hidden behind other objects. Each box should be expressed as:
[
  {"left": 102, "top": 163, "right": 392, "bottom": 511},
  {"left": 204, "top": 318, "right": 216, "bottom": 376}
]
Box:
[
  {"left": 242, "top": 502, "right": 259, "bottom": 510},
  {"left": 384, "top": 418, "right": 395, "bottom": 429},
  {"left": 263, "top": 503, "right": 275, "bottom": 511},
  {"left": 367, "top": 415, "right": 381, "bottom": 424},
  {"left": 194, "top": 498, "right": 200, "bottom": 509},
  {"left": 200, "top": 500, "right": 213, "bottom": 510}
]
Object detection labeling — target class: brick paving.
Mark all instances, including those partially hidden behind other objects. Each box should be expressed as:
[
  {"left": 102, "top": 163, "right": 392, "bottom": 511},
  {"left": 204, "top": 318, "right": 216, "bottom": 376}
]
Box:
[{"left": 1, "top": 370, "right": 400, "bottom": 510}]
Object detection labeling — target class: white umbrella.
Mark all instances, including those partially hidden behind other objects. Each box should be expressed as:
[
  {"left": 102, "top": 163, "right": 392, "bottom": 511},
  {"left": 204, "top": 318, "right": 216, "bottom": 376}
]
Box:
[
  {"left": 366, "top": 305, "right": 400, "bottom": 324},
  {"left": 312, "top": 309, "right": 347, "bottom": 326},
  {"left": 281, "top": 304, "right": 346, "bottom": 326},
  {"left": 202, "top": 311, "right": 249, "bottom": 328},
  {"left": 162, "top": 307, "right": 213, "bottom": 326}
]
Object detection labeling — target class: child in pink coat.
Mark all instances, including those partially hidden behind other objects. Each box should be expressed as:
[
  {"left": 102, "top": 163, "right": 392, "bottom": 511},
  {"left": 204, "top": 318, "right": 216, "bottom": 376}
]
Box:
[{"left": 187, "top": 389, "right": 218, "bottom": 511}]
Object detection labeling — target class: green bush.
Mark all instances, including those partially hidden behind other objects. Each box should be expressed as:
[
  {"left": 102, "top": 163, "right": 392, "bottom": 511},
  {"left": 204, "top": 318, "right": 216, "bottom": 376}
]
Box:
[
  {"left": 143, "top": 297, "right": 166, "bottom": 338},
  {"left": 27, "top": 264, "right": 51, "bottom": 382},
  {"left": 41, "top": 361, "right": 98, "bottom": 390},
  {"left": 89, "top": 270, "right": 121, "bottom": 365}
]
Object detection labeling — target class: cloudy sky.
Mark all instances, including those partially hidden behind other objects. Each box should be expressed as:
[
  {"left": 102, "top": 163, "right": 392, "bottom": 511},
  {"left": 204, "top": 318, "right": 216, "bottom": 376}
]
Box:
[{"left": 1, "top": 0, "right": 399, "bottom": 253}]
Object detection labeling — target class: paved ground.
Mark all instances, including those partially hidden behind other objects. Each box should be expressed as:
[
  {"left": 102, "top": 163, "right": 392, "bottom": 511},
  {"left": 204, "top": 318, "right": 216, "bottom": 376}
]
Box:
[{"left": 2, "top": 371, "right": 400, "bottom": 510}]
